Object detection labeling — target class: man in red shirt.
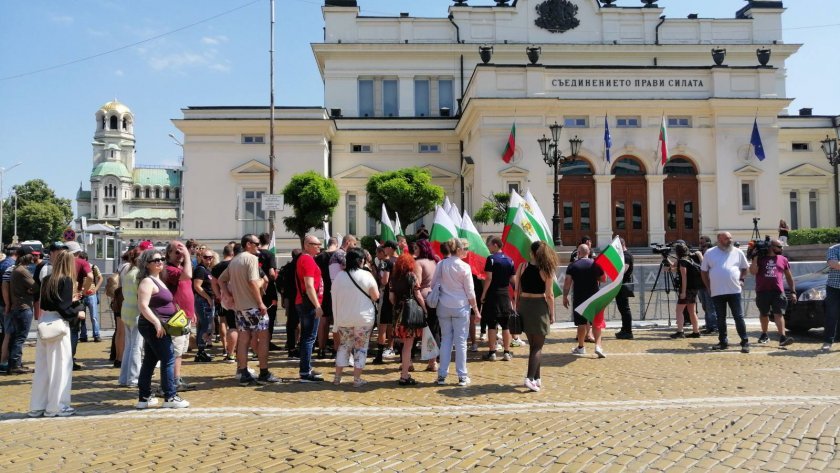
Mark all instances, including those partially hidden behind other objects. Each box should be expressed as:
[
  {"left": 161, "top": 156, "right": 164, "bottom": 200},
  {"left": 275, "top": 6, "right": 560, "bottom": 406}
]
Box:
[
  {"left": 295, "top": 234, "right": 324, "bottom": 382},
  {"left": 163, "top": 240, "right": 196, "bottom": 391},
  {"left": 65, "top": 241, "right": 91, "bottom": 369}
]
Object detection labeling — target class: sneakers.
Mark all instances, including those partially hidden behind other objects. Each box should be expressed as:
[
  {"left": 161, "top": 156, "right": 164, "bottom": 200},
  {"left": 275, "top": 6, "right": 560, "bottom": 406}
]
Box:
[
  {"left": 457, "top": 376, "right": 471, "bottom": 386},
  {"left": 502, "top": 352, "right": 513, "bottom": 362},
  {"left": 382, "top": 348, "right": 396, "bottom": 359},
  {"left": 740, "top": 340, "right": 751, "bottom": 354},
  {"left": 821, "top": 343, "right": 832, "bottom": 352},
  {"left": 177, "top": 377, "right": 196, "bottom": 391},
  {"left": 615, "top": 331, "right": 634, "bottom": 340},
  {"left": 332, "top": 374, "right": 342, "bottom": 386},
  {"left": 482, "top": 352, "right": 497, "bottom": 361},
  {"left": 27, "top": 410, "right": 44, "bottom": 418},
  {"left": 670, "top": 331, "right": 685, "bottom": 339},
  {"left": 779, "top": 336, "right": 794, "bottom": 347},
  {"left": 162, "top": 395, "right": 190, "bottom": 409},
  {"left": 524, "top": 378, "right": 540, "bottom": 392},
  {"left": 435, "top": 376, "right": 447, "bottom": 385},
  {"left": 288, "top": 349, "right": 301, "bottom": 359},
  {"left": 353, "top": 378, "right": 368, "bottom": 388},
  {"left": 257, "top": 371, "right": 282, "bottom": 384},
  {"left": 136, "top": 396, "right": 159, "bottom": 409},
  {"left": 222, "top": 353, "right": 236, "bottom": 364},
  {"left": 757, "top": 333, "right": 769, "bottom": 344},
  {"left": 711, "top": 342, "right": 729, "bottom": 351},
  {"left": 239, "top": 372, "right": 258, "bottom": 386},
  {"left": 235, "top": 366, "right": 257, "bottom": 380},
  {"left": 534, "top": 378, "right": 542, "bottom": 388},
  {"left": 469, "top": 343, "right": 479, "bottom": 353},
  {"left": 44, "top": 406, "right": 76, "bottom": 417},
  {"left": 686, "top": 332, "right": 701, "bottom": 339},
  {"left": 93, "top": 336, "right": 102, "bottom": 343},
  {"left": 300, "top": 372, "right": 324, "bottom": 383},
  {"left": 510, "top": 338, "right": 526, "bottom": 347},
  {"left": 595, "top": 346, "right": 606, "bottom": 358},
  {"left": 479, "top": 333, "right": 487, "bottom": 342},
  {"left": 495, "top": 341, "right": 504, "bottom": 352},
  {"left": 194, "top": 351, "right": 214, "bottom": 363},
  {"left": 571, "top": 346, "right": 586, "bottom": 355},
  {"left": 701, "top": 327, "right": 718, "bottom": 335}
]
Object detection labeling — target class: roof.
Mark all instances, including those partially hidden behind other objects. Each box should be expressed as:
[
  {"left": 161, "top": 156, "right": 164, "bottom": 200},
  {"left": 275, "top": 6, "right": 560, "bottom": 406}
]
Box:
[
  {"left": 91, "top": 161, "right": 132, "bottom": 179},
  {"left": 99, "top": 100, "right": 131, "bottom": 115},
  {"left": 124, "top": 208, "right": 178, "bottom": 220},
  {"left": 133, "top": 167, "right": 181, "bottom": 188},
  {"left": 77, "top": 189, "right": 91, "bottom": 200}
]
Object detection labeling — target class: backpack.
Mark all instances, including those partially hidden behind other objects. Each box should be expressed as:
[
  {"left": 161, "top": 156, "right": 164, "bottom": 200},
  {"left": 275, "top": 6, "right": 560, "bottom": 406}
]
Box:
[{"left": 680, "top": 258, "right": 703, "bottom": 290}]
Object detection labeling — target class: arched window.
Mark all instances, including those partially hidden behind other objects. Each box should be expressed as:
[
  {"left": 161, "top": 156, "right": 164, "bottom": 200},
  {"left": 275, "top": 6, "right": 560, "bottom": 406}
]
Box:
[
  {"left": 134, "top": 187, "right": 140, "bottom": 199},
  {"left": 663, "top": 157, "right": 697, "bottom": 176},
  {"left": 165, "top": 188, "right": 170, "bottom": 199},
  {"left": 611, "top": 157, "right": 646, "bottom": 176},
  {"left": 559, "top": 159, "right": 594, "bottom": 176},
  {"left": 123, "top": 117, "right": 129, "bottom": 130},
  {"left": 145, "top": 187, "right": 150, "bottom": 199},
  {"left": 109, "top": 115, "right": 119, "bottom": 130},
  {"left": 155, "top": 187, "right": 161, "bottom": 199},
  {"left": 174, "top": 188, "right": 180, "bottom": 199}
]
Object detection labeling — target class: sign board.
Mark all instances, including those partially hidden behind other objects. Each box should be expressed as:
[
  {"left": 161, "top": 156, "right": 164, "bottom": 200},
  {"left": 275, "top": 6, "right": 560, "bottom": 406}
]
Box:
[
  {"left": 261, "top": 194, "right": 285, "bottom": 211},
  {"left": 80, "top": 216, "right": 87, "bottom": 230},
  {"left": 63, "top": 228, "right": 76, "bottom": 242}
]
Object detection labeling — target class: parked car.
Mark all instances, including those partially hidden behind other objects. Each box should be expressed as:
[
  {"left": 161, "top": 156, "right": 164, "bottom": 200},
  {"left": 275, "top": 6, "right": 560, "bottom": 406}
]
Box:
[{"left": 784, "top": 266, "right": 829, "bottom": 334}]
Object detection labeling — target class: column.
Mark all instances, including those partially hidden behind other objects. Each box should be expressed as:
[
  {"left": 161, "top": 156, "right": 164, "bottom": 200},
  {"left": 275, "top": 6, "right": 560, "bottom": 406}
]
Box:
[
  {"left": 593, "top": 175, "right": 614, "bottom": 248},
  {"left": 646, "top": 175, "right": 666, "bottom": 245},
  {"left": 697, "top": 174, "right": 717, "bottom": 236},
  {"left": 357, "top": 192, "right": 368, "bottom": 236},
  {"left": 334, "top": 189, "right": 347, "bottom": 236}
]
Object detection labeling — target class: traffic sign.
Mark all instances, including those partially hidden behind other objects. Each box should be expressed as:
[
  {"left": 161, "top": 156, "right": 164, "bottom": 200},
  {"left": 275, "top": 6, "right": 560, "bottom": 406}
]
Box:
[
  {"left": 63, "top": 228, "right": 76, "bottom": 242},
  {"left": 262, "top": 194, "right": 285, "bottom": 211}
]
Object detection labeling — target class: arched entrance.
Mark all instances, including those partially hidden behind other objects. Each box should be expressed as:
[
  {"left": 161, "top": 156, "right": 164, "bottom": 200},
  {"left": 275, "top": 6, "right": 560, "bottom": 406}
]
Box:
[
  {"left": 663, "top": 157, "right": 700, "bottom": 245},
  {"left": 558, "top": 158, "right": 595, "bottom": 247},
  {"left": 611, "top": 156, "right": 648, "bottom": 247}
]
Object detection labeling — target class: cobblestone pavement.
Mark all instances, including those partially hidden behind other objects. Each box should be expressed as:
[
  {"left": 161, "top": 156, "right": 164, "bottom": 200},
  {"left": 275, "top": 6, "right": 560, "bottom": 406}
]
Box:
[{"left": 1, "top": 322, "right": 839, "bottom": 472}]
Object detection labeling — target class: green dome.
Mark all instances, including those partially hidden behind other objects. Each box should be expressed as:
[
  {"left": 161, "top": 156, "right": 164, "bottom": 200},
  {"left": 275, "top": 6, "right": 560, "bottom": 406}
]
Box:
[{"left": 91, "top": 161, "right": 131, "bottom": 179}]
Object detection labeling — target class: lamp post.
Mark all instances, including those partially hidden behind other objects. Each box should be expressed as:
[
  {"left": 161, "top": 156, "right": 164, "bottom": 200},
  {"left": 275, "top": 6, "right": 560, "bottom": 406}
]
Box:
[
  {"left": 538, "top": 122, "right": 583, "bottom": 246},
  {"left": 11, "top": 191, "right": 18, "bottom": 245},
  {"left": 0, "top": 162, "right": 23, "bottom": 250},
  {"left": 820, "top": 135, "right": 840, "bottom": 227}
]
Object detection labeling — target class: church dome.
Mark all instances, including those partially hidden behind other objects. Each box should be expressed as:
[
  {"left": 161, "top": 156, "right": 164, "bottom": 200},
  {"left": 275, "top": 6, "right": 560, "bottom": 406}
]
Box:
[
  {"left": 99, "top": 100, "right": 131, "bottom": 115},
  {"left": 91, "top": 161, "right": 132, "bottom": 179}
]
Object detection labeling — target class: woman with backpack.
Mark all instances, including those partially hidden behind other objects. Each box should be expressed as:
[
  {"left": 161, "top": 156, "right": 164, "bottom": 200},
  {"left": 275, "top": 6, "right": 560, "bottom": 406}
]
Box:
[
  {"left": 389, "top": 253, "right": 427, "bottom": 386},
  {"left": 670, "top": 243, "right": 702, "bottom": 339}
]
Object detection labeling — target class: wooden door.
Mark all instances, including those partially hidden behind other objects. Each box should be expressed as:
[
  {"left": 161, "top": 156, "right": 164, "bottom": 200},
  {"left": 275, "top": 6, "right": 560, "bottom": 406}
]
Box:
[
  {"left": 612, "top": 176, "right": 648, "bottom": 247},
  {"left": 558, "top": 176, "right": 596, "bottom": 247},
  {"left": 664, "top": 176, "right": 700, "bottom": 245}
]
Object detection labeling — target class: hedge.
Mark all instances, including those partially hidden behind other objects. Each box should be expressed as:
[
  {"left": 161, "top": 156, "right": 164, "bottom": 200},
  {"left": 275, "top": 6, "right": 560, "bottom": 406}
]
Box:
[{"left": 788, "top": 227, "right": 840, "bottom": 245}]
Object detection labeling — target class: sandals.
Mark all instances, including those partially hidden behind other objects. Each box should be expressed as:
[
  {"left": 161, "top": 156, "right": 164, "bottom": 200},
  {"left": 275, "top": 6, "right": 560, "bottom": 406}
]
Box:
[{"left": 398, "top": 376, "right": 417, "bottom": 386}]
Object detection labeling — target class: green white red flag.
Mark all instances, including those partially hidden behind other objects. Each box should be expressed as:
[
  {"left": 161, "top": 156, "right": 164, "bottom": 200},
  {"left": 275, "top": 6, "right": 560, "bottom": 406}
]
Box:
[
  {"left": 459, "top": 212, "right": 490, "bottom": 279},
  {"left": 394, "top": 212, "right": 404, "bottom": 237},
  {"left": 502, "top": 123, "right": 516, "bottom": 163},
  {"left": 524, "top": 189, "right": 552, "bottom": 243},
  {"left": 268, "top": 230, "right": 276, "bottom": 256},
  {"left": 429, "top": 205, "right": 458, "bottom": 260},
  {"left": 443, "top": 196, "right": 452, "bottom": 213},
  {"left": 575, "top": 237, "right": 626, "bottom": 322},
  {"left": 380, "top": 203, "right": 397, "bottom": 243},
  {"left": 501, "top": 206, "right": 562, "bottom": 296},
  {"left": 501, "top": 189, "right": 525, "bottom": 242},
  {"left": 447, "top": 203, "right": 463, "bottom": 227},
  {"left": 658, "top": 115, "right": 669, "bottom": 166}
]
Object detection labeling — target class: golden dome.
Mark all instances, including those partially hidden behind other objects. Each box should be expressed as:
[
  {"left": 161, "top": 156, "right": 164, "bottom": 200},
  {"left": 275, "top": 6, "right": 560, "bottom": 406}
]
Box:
[{"left": 99, "top": 100, "right": 131, "bottom": 115}]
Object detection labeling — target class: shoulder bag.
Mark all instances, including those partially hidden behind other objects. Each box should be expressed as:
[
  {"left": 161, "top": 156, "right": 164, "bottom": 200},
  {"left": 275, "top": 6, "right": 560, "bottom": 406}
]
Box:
[
  {"left": 347, "top": 270, "right": 379, "bottom": 324},
  {"left": 37, "top": 318, "right": 70, "bottom": 342},
  {"left": 425, "top": 264, "right": 443, "bottom": 309},
  {"left": 398, "top": 273, "right": 427, "bottom": 330}
]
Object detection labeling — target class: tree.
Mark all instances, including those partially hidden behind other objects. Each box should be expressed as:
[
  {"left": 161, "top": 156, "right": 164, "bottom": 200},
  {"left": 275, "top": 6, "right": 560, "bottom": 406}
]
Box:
[
  {"left": 473, "top": 192, "right": 510, "bottom": 225},
  {"left": 2, "top": 179, "right": 73, "bottom": 245},
  {"left": 281, "top": 171, "right": 339, "bottom": 248},
  {"left": 364, "top": 167, "right": 444, "bottom": 229}
]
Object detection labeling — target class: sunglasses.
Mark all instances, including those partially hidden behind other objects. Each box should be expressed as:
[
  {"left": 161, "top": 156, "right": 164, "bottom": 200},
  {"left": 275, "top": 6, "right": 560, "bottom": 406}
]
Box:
[
  {"left": 248, "top": 240, "right": 259, "bottom": 245},
  {"left": 148, "top": 257, "right": 165, "bottom": 264},
  {"left": 202, "top": 255, "right": 214, "bottom": 260}
]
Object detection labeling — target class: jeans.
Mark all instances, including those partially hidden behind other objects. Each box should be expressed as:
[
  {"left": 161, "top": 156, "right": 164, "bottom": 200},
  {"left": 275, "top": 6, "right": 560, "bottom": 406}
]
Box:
[
  {"left": 138, "top": 320, "right": 176, "bottom": 401},
  {"left": 437, "top": 305, "right": 470, "bottom": 378},
  {"left": 296, "top": 302, "right": 320, "bottom": 376},
  {"left": 824, "top": 286, "right": 840, "bottom": 344},
  {"left": 194, "top": 297, "right": 215, "bottom": 350},
  {"left": 615, "top": 291, "right": 633, "bottom": 333},
  {"left": 119, "top": 322, "right": 142, "bottom": 386},
  {"left": 70, "top": 318, "right": 80, "bottom": 358},
  {"left": 8, "top": 307, "right": 33, "bottom": 368},
  {"left": 712, "top": 293, "right": 747, "bottom": 345},
  {"left": 80, "top": 294, "right": 100, "bottom": 339},
  {"left": 285, "top": 302, "right": 299, "bottom": 350},
  {"left": 698, "top": 288, "right": 718, "bottom": 331}
]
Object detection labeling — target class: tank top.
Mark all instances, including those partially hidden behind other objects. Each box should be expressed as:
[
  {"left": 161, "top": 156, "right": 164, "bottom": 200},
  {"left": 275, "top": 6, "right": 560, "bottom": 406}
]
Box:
[
  {"left": 520, "top": 263, "right": 545, "bottom": 294},
  {"left": 148, "top": 277, "right": 176, "bottom": 317}
]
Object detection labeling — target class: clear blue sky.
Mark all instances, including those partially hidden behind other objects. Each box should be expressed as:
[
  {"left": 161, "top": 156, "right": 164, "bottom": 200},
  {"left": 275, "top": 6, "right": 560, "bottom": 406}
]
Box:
[{"left": 1, "top": 0, "right": 838, "bottom": 211}]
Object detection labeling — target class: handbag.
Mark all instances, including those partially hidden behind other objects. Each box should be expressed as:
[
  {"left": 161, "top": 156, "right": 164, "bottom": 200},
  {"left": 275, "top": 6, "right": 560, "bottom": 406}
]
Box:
[
  {"left": 163, "top": 309, "right": 189, "bottom": 337},
  {"left": 37, "top": 319, "right": 69, "bottom": 342},
  {"left": 425, "top": 282, "right": 441, "bottom": 309},
  {"left": 508, "top": 311, "right": 523, "bottom": 336},
  {"left": 398, "top": 274, "right": 427, "bottom": 329}
]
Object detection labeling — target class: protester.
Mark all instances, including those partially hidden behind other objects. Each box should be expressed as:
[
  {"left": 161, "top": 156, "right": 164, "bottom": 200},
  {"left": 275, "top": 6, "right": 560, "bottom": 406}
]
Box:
[
  {"left": 257, "top": 233, "right": 281, "bottom": 351},
  {"left": 614, "top": 238, "right": 636, "bottom": 340},
  {"left": 136, "top": 249, "right": 189, "bottom": 409},
  {"left": 78, "top": 252, "right": 103, "bottom": 343},
  {"left": 701, "top": 232, "right": 750, "bottom": 353},
  {"left": 163, "top": 240, "right": 196, "bottom": 391},
  {"left": 479, "top": 236, "right": 515, "bottom": 361},
  {"left": 295, "top": 234, "right": 325, "bottom": 382},
  {"left": 63, "top": 241, "right": 90, "bottom": 370},
  {"left": 563, "top": 244, "right": 606, "bottom": 357},
  {"left": 315, "top": 237, "right": 338, "bottom": 359},
  {"left": 390, "top": 253, "right": 426, "bottom": 385},
  {"left": 373, "top": 243, "right": 397, "bottom": 364},
  {"left": 210, "top": 244, "right": 238, "bottom": 364},
  {"left": 778, "top": 219, "right": 790, "bottom": 247},
  {"left": 670, "top": 243, "right": 702, "bottom": 339},
  {"left": 278, "top": 248, "right": 302, "bottom": 358},
  {"left": 331, "top": 247, "right": 379, "bottom": 387},
  {"left": 433, "top": 238, "right": 479, "bottom": 387},
  {"left": 696, "top": 236, "right": 717, "bottom": 334},
  {"left": 193, "top": 247, "right": 216, "bottom": 362},
  {"left": 118, "top": 244, "right": 146, "bottom": 387},
  {"left": 413, "top": 239, "right": 439, "bottom": 371},
  {"left": 6, "top": 246, "right": 36, "bottom": 375},
  {"left": 0, "top": 246, "right": 19, "bottom": 371},
  {"left": 515, "top": 241, "right": 558, "bottom": 392},
  {"left": 749, "top": 239, "right": 795, "bottom": 347},
  {"left": 822, "top": 241, "right": 840, "bottom": 352}
]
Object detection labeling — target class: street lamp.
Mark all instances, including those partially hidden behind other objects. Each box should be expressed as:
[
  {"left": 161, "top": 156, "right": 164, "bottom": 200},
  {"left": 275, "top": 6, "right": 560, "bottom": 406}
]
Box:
[
  {"left": 11, "top": 191, "right": 18, "bottom": 245},
  {"left": 820, "top": 135, "right": 840, "bottom": 226},
  {"left": 0, "top": 162, "right": 23, "bottom": 250},
  {"left": 538, "top": 122, "right": 583, "bottom": 246}
]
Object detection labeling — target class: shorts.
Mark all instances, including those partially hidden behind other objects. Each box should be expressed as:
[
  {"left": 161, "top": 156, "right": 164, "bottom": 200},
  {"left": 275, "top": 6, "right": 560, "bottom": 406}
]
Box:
[
  {"left": 572, "top": 309, "right": 606, "bottom": 329},
  {"left": 482, "top": 289, "right": 511, "bottom": 330},
  {"left": 235, "top": 307, "right": 269, "bottom": 332},
  {"left": 379, "top": 297, "right": 394, "bottom": 325},
  {"left": 171, "top": 325, "right": 190, "bottom": 357},
  {"left": 756, "top": 291, "right": 787, "bottom": 316},
  {"left": 678, "top": 289, "right": 698, "bottom": 305},
  {"left": 220, "top": 308, "right": 236, "bottom": 329}
]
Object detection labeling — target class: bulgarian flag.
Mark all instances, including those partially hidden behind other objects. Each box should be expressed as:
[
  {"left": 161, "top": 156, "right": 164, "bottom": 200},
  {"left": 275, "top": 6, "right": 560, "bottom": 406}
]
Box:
[
  {"left": 447, "top": 203, "right": 463, "bottom": 227},
  {"left": 501, "top": 189, "right": 525, "bottom": 242},
  {"left": 502, "top": 122, "right": 516, "bottom": 163},
  {"left": 443, "top": 196, "right": 452, "bottom": 213},
  {"left": 658, "top": 115, "right": 669, "bottom": 166},
  {"left": 380, "top": 203, "right": 397, "bottom": 243},
  {"left": 575, "top": 237, "right": 626, "bottom": 322},
  {"left": 268, "top": 230, "right": 276, "bottom": 256},
  {"left": 459, "top": 213, "right": 490, "bottom": 279},
  {"left": 501, "top": 206, "right": 562, "bottom": 296},
  {"left": 429, "top": 205, "right": 459, "bottom": 259},
  {"left": 524, "top": 189, "right": 552, "bottom": 243},
  {"left": 394, "top": 212, "right": 404, "bottom": 237}
]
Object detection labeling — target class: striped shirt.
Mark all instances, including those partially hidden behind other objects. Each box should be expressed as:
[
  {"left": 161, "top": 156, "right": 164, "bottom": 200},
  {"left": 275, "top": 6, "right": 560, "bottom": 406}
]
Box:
[{"left": 828, "top": 244, "right": 840, "bottom": 289}]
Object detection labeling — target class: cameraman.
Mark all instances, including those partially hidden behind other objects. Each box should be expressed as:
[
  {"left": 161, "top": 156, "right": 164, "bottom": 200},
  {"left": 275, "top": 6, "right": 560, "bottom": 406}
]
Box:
[
  {"left": 748, "top": 239, "right": 795, "bottom": 347},
  {"left": 697, "top": 236, "right": 717, "bottom": 334}
]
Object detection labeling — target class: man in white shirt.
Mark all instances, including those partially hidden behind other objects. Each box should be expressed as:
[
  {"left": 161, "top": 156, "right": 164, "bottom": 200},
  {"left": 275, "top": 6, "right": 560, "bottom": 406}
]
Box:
[{"left": 700, "top": 232, "right": 750, "bottom": 353}]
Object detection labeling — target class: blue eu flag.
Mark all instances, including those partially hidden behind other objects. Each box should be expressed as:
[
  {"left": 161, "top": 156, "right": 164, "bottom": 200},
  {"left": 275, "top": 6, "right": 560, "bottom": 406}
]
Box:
[
  {"left": 604, "top": 115, "right": 612, "bottom": 163},
  {"left": 751, "top": 118, "right": 766, "bottom": 161}
]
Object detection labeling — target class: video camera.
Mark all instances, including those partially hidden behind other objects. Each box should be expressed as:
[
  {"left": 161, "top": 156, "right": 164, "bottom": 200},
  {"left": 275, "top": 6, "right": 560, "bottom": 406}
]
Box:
[
  {"left": 746, "top": 235, "right": 771, "bottom": 260},
  {"left": 650, "top": 243, "right": 672, "bottom": 257}
]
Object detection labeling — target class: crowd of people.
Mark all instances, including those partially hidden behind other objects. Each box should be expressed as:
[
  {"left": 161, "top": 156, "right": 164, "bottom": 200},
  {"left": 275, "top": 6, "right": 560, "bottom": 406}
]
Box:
[{"left": 2, "top": 228, "right": 838, "bottom": 416}]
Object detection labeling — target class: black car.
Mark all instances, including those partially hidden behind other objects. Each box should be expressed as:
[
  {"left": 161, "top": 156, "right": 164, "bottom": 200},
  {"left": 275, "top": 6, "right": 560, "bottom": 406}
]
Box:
[{"left": 784, "top": 266, "right": 829, "bottom": 333}]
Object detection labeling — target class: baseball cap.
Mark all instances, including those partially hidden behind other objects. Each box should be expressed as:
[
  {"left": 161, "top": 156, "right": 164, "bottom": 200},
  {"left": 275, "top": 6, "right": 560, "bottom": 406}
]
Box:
[
  {"left": 49, "top": 242, "right": 69, "bottom": 252},
  {"left": 138, "top": 240, "right": 154, "bottom": 251},
  {"left": 65, "top": 241, "right": 83, "bottom": 254}
]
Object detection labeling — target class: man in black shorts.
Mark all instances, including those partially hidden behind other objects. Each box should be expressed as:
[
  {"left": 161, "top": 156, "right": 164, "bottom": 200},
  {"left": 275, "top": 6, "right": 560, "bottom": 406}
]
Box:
[
  {"left": 480, "top": 236, "right": 515, "bottom": 361},
  {"left": 563, "top": 244, "right": 606, "bottom": 358},
  {"left": 749, "top": 239, "right": 795, "bottom": 347},
  {"left": 211, "top": 244, "right": 239, "bottom": 364}
]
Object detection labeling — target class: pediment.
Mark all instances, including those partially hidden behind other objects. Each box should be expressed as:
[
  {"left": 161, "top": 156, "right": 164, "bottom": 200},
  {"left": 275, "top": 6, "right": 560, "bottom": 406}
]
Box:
[
  {"left": 499, "top": 165, "right": 530, "bottom": 179},
  {"left": 230, "top": 159, "right": 273, "bottom": 175},
  {"left": 780, "top": 163, "right": 833, "bottom": 178},
  {"left": 733, "top": 164, "right": 763, "bottom": 176},
  {"left": 420, "top": 164, "right": 459, "bottom": 180},
  {"left": 333, "top": 164, "right": 380, "bottom": 180}
]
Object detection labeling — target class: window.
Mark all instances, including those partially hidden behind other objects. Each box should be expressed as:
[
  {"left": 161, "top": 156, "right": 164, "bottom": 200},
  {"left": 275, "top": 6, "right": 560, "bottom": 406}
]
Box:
[
  {"left": 242, "top": 135, "right": 265, "bottom": 144},
  {"left": 383, "top": 79, "right": 398, "bottom": 117},
  {"left": 152, "top": 220, "right": 160, "bottom": 229},
  {"left": 165, "top": 188, "right": 170, "bottom": 199},
  {"left": 616, "top": 116, "right": 640, "bottom": 128},
  {"left": 792, "top": 142, "right": 810, "bottom": 151},
  {"left": 104, "top": 205, "right": 108, "bottom": 216},
  {"left": 359, "top": 79, "right": 374, "bottom": 117},
  {"left": 145, "top": 187, "right": 150, "bottom": 199},
  {"left": 419, "top": 143, "right": 440, "bottom": 153},
  {"left": 415, "top": 79, "right": 430, "bottom": 117},
  {"left": 242, "top": 189, "right": 266, "bottom": 235},
  {"left": 668, "top": 116, "right": 691, "bottom": 128},
  {"left": 95, "top": 238, "right": 106, "bottom": 259},
  {"left": 169, "top": 221, "right": 177, "bottom": 230},
  {"left": 507, "top": 181, "right": 521, "bottom": 194},
  {"left": 110, "top": 115, "right": 118, "bottom": 130},
  {"left": 174, "top": 188, "right": 180, "bottom": 199},
  {"left": 346, "top": 194, "right": 357, "bottom": 236},
  {"left": 155, "top": 188, "right": 161, "bottom": 199},
  {"left": 134, "top": 187, "right": 140, "bottom": 198},
  {"left": 112, "top": 205, "right": 116, "bottom": 216},
  {"left": 135, "top": 220, "right": 144, "bottom": 229},
  {"left": 563, "top": 117, "right": 588, "bottom": 128},
  {"left": 809, "top": 191, "right": 818, "bottom": 228},
  {"left": 352, "top": 144, "right": 372, "bottom": 153},
  {"left": 741, "top": 181, "right": 756, "bottom": 211},
  {"left": 789, "top": 191, "right": 799, "bottom": 229},
  {"left": 439, "top": 79, "right": 453, "bottom": 115}
]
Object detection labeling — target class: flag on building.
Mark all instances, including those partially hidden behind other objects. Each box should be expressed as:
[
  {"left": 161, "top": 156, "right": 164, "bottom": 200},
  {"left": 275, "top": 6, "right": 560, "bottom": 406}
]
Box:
[
  {"left": 658, "top": 115, "right": 669, "bottom": 166},
  {"left": 459, "top": 213, "right": 490, "bottom": 279},
  {"left": 604, "top": 114, "right": 612, "bottom": 163},
  {"left": 380, "top": 203, "right": 397, "bottom": 243},
  {"left": 429, "top": 205, "right": 459, "bottom": 259},
  {"left": 447, "top": 203, "right": 463, "bottom": 227},
  {"left": 750, "top": 118, "right": 766, "bottom": 161},
  {"left": 502, "top": 122, "right": 516, "bottom": 163},
  {"left": 394, "top": 212, "right": 404, "bottom": 237},
  {"left": 574, "top": 237, "right": 626, "bottom": 322}
]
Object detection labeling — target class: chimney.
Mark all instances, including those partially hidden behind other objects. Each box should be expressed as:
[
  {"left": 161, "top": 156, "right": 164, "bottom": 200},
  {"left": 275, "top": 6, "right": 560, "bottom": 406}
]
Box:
[{"left": 799, "top": 108, "right": 813, "bottom": 116}]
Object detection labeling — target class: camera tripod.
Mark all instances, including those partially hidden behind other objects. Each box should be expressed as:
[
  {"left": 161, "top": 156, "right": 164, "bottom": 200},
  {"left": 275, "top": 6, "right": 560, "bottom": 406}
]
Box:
[
  {"left": 642, "top": 255, "right": 677, "bottom": 325},
  {"left": 751, "top": 217, "right": 761, "bottom": 241}
]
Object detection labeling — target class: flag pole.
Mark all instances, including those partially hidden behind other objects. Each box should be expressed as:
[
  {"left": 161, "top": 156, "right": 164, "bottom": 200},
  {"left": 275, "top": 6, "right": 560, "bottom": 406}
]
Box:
[{"left": 268, "top": 0, "right": 276, "bottom": 237}]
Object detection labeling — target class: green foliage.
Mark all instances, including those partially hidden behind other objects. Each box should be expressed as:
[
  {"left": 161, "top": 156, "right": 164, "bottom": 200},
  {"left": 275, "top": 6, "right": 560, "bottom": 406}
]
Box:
[
  {"left": 360, "top": 235, "right": 378, "bottom": 256},
  {"left": 364, "top": 167, "right": 444, "bottom": 226},
  {"left": 788, "top": 228, "right": 840, "bottom": 245},
  {"left": 2, "top": 179, "right": 73, "bottom": 245},
  {"left": 281, "top": 171, "right": 339, "bottom": 247},
  {"left": 473, "top": 192, "right": 510, "bottom": 225}
]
